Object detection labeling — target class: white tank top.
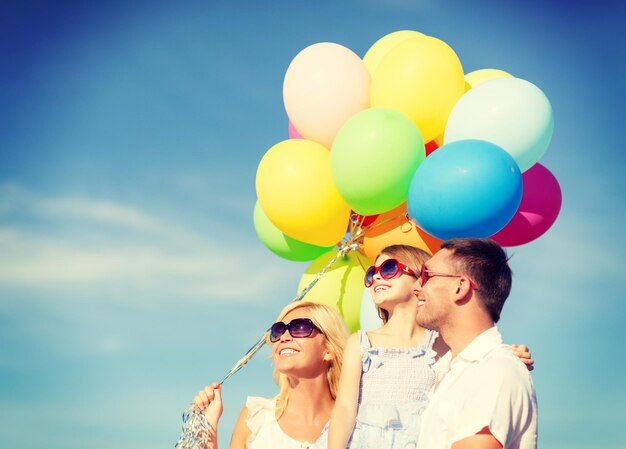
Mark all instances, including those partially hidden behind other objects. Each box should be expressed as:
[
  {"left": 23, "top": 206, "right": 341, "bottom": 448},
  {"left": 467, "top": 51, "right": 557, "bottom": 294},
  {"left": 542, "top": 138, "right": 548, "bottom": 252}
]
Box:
[{"left": 245, "top": 396, "right": 328, "bottom": 449}]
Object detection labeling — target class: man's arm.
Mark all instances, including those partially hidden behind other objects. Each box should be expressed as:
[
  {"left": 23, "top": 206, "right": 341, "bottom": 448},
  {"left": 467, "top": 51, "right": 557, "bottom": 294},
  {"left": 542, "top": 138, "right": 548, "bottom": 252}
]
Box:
[{"left": 452, "top": 426, "right": 502, "bottom": 449}]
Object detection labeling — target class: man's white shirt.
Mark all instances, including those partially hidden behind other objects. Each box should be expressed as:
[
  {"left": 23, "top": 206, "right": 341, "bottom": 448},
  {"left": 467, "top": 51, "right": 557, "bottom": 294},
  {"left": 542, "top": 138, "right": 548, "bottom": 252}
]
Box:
[{"left": 416, "top": 326, "right": 537, "bottom": 449}]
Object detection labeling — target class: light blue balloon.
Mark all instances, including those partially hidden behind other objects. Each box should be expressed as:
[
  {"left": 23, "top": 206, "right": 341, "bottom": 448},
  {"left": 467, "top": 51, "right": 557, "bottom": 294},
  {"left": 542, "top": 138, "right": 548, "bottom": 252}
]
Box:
[
  {"left": 444, "top": 77, "right": 553, "bottom": 172},
  {"left": 407, "top": 140, "right": 523, "bottom": 240}
]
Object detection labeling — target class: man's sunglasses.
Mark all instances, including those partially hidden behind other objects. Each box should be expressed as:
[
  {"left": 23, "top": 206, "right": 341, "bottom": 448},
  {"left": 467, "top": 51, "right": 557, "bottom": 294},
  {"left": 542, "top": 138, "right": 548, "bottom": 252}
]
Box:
[
  {"left": 269, "top": 318, "right": 322, "bottom": 343},
  {"left": 420, "top": 264, "right": 478, "bottom": 290},
  {"left": 364, "top": 258, "right": 417, "bottom": 288}
]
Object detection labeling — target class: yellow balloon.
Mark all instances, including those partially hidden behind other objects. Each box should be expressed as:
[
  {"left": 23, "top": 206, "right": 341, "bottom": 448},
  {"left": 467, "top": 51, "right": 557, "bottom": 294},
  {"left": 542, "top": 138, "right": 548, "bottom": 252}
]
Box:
[
  {"left": 465, "top": 68, "right": 513, "bottom": 89},
  {"left": 363, "top": 30, "right": 425, "bottom": 77},
  {"left": 298, "top": 250, "right": 372, "bottom": 332},
  {"left": 371, "top": 36, "right": 465, "bottom": 143},
  {"left": 256, "top": 139, "right": 351, "bottom": 247},
  {"left": 434, "top": 132, "right": 445, "bottom": 147}
]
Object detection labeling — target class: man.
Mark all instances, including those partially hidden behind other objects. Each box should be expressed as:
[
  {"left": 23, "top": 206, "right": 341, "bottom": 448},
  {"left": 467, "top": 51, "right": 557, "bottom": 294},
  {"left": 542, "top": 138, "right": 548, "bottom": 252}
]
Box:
[{"left": 415, "top": 238, "right": 537, "bottom": 449}]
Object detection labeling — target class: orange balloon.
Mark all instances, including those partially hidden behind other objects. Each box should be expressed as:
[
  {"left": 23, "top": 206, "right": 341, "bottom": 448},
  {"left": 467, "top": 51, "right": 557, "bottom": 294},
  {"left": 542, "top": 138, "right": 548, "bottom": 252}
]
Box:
[{"left": 361, "top": 203, "right": 442, "bottom": 260}]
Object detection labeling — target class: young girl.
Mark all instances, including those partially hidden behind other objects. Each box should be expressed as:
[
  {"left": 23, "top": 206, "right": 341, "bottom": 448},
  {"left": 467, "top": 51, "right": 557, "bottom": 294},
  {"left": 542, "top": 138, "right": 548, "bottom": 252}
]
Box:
[
  {"left": 328, "top": 244, "right": 533, "bottom": 449},
  {"left": 328, "top": 244, "right": 437, "bottom": 449}
]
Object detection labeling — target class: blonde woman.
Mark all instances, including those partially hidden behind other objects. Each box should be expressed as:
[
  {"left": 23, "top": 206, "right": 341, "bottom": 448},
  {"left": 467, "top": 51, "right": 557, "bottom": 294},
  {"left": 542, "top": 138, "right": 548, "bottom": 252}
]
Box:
[{"left": 193, "top": 301, "right": 349, "bottom": 449}]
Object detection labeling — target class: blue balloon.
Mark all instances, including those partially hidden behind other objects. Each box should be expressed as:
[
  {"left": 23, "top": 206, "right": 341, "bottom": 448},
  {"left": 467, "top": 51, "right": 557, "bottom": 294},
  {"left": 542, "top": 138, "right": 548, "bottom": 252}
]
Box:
[{"left": 407, "top": 140, "right": 522, "bottom": 240}]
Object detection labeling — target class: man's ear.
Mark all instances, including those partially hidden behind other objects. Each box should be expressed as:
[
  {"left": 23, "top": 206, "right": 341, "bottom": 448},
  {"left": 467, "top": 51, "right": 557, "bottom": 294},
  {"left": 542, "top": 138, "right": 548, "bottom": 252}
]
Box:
[{"left": 453, "top": 278, "right": 472, "bottom": 303}]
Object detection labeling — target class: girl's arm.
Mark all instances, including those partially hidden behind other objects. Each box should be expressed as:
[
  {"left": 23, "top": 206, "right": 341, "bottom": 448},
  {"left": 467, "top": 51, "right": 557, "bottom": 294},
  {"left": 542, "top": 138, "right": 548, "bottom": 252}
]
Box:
[
  {"left": 328, "top": 332, "right": 363, "bottom": 449},
  {"left": 228, "top": 406, "right": 251, "bottom": 449}
]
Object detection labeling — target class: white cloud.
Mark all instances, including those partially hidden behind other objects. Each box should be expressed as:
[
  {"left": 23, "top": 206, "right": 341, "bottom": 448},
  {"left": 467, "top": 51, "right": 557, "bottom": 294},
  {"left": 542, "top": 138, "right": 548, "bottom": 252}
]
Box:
[
  {"left": 0, "top": 183, "right": 228, "bottom": 246},
  {"left": 0, "top": 185, "right": 303, "bottom": 303},
  {"left": 2, "top": 184, "right": 138, "bottom": 223}
]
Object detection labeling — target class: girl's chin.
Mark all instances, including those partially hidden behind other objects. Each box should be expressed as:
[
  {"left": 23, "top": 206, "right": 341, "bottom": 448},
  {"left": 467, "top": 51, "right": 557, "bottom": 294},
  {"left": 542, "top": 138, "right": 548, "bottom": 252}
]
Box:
[
  {"left": 372, "top": 296, "right": 386, "bottom": 305},
  {"left": 373, "top": 294, "right": 414, "bottom": 309},
  {"left": 372, "top": 292, "right": 395, "bottom": 304}
]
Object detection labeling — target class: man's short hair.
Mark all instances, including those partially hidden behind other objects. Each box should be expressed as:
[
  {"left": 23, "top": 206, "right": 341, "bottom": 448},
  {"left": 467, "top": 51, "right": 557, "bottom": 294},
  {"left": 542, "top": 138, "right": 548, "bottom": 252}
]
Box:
[{"left": 441, "top": 238, "right": 512, "bottom": 322}]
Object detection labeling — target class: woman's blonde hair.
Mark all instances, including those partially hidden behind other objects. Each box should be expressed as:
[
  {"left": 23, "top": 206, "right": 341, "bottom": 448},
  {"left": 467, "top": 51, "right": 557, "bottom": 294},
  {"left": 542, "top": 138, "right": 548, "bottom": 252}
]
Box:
[
  {"left": 269, "top": 301, "right": 348, "bottom": 418},
  {"left": 375, "top": 244, "right": 432, "bottom": 323}
]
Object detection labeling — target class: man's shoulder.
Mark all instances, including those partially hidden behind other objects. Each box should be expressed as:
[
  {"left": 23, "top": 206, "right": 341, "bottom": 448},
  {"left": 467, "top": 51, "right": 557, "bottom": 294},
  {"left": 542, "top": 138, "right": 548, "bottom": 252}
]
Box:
[
  {"left": 480, "top": 344, "right": 527, "bottom": 368},
  {"left": 475, "top": 344, "right": 535, "bottom": 387}
]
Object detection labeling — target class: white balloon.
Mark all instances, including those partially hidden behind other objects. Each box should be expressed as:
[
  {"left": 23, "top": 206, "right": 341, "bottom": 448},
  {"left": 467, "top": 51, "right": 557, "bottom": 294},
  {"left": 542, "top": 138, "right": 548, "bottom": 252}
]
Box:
[
  {"left": 444, "top": 77, "right": 553, "bottom": 172},
  {"left": 283, "top": 42, "right": 370, "bottom": 149}
]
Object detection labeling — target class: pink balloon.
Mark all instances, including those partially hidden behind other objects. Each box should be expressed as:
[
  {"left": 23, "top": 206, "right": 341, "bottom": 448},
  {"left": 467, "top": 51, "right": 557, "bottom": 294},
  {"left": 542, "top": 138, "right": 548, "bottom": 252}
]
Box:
[
  {"left": 288, "top": 120, "right": 303, "bottom": 139},
  {"left": 491, "top": 163, "right": 561, "bottom": 246}
]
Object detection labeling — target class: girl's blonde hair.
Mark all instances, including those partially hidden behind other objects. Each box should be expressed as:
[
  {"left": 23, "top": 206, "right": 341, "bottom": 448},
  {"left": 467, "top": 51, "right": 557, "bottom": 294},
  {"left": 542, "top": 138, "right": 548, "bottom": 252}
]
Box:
[
  {"left": 269, "top": 301, "right": 348, "bottom": 418},
  {"left": 375, "top": 244, "right": 432, "bottom": 323}
]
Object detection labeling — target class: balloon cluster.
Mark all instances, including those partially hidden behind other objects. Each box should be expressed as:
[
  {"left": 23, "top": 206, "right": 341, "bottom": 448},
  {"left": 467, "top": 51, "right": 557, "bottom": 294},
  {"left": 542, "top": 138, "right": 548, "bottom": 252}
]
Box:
[{"left": 254, "top": 30, "right": 561, "bottom": 330}]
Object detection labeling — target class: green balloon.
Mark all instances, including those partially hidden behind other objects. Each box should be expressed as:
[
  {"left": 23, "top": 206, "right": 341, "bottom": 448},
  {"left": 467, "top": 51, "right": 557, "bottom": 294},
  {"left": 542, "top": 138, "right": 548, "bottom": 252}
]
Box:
[
  {"left": 298, "top": 250, "right": 371, "bottom": 332},
  {"left": 253, "top": 201, "right": 335, "bottom": 261},
  {"left": 331, "top": 107, "right": 425, "bottom": 215}
]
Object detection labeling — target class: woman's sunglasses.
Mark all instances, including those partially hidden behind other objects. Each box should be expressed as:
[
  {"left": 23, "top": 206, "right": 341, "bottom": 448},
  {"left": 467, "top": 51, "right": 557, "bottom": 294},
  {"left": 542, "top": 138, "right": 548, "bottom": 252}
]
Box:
[
  {"left": 364, "top": 258, "right": 417, "bottom": 288},
  {"left": 269, "top": 318, "right": 322, "bottom": 343}
]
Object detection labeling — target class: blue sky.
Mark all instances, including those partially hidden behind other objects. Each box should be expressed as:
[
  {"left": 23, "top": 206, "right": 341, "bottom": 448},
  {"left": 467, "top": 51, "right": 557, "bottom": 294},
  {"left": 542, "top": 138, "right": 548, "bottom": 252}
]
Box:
[{"left": 1, "top": 1, "right": 624, "bottom": 448}]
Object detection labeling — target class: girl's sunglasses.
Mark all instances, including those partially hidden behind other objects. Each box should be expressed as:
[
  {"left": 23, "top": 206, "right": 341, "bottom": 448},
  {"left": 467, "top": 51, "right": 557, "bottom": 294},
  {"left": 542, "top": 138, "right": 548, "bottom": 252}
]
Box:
[
  {"left": 364, "top": 258, "right": 417, "bottom": 288},
  {"left": 269, "top": 318, "right": 322, "bottom": 343}
]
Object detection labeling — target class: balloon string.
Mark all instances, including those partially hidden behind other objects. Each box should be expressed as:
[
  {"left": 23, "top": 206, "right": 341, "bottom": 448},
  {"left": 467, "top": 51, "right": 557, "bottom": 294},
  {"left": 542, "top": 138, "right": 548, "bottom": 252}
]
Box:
[
  {"left": 175, "top": 406, "right": 215, "bottom": 449},
  {"left": 349, "top": 211, "right": 417, "bottom": 272},
  {"left": 219, "top": 225, "right": 364, "bottom": 385},
  {"left": 175, "top": 224, "right": 366, "bottom": 449}
]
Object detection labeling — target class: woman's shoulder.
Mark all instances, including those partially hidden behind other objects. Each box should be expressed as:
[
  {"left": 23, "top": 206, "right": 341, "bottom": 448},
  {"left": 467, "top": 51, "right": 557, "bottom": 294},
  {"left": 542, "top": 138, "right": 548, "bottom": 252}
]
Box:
[
  {"left": 245, "top": 396, "right": 277, "bottom": 432},
  {"left": 244, "top": 396, "right": 327, "bottom": 449},
  {"left": 245, "top": 395, "right": 276, "bottom": 411}
]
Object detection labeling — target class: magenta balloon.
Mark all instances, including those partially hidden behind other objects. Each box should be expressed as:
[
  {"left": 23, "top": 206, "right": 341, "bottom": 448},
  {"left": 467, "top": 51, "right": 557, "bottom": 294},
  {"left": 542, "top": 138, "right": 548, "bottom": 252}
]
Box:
[
  {"left": 491, "top": 164, "right": 561, "bottom": 246},
  {"left": 288, "top": 120, "right": 303, "bottom": 139}
]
